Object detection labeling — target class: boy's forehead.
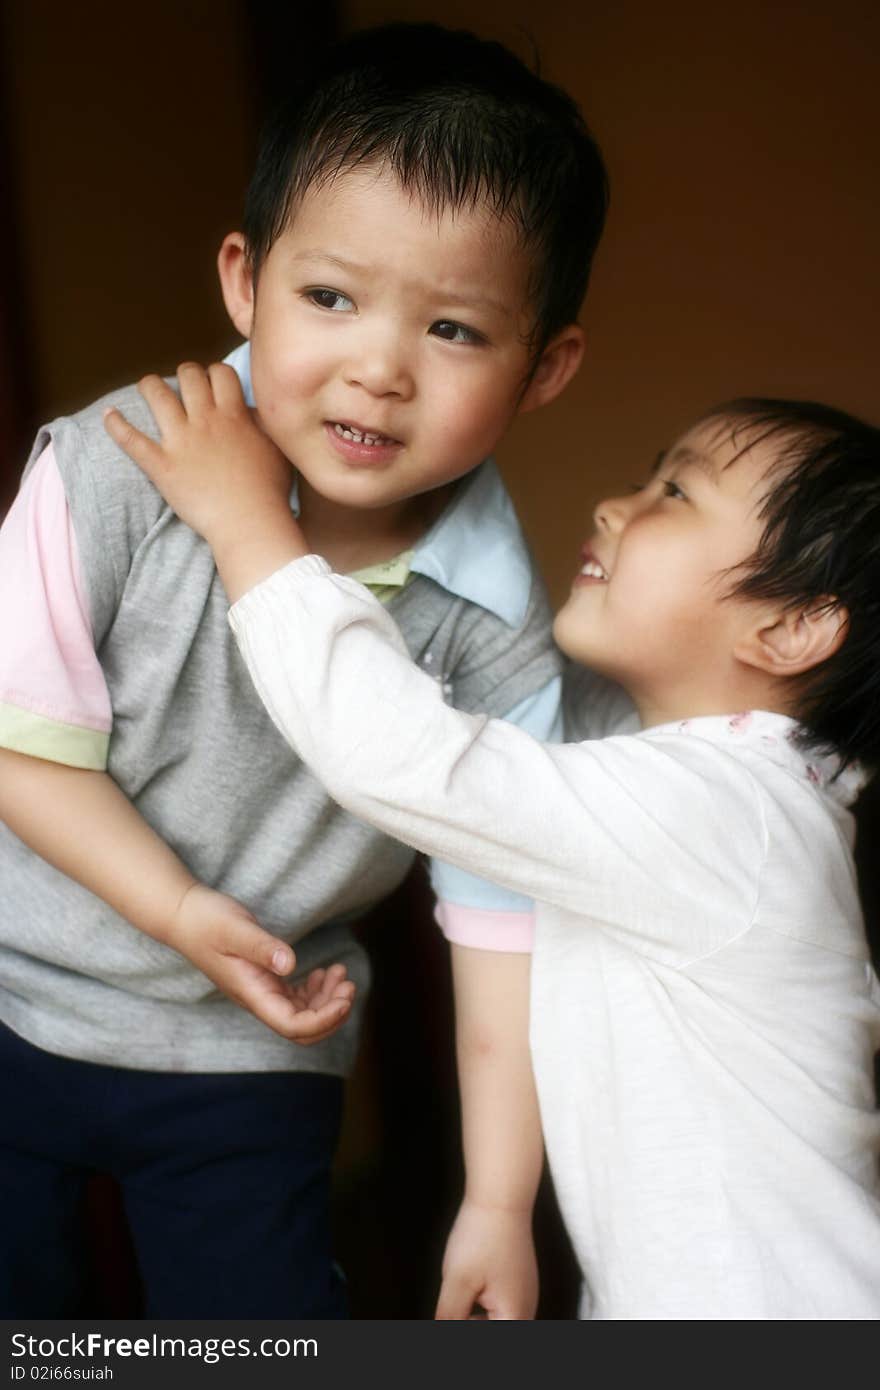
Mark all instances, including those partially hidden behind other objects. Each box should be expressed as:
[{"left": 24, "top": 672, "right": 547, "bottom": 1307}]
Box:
[
  {"left": 273, "top": 163, "right": 532, "bottom": 309},
  {"left": 290, "top": 159, "right": 511, "bottom": 232}
]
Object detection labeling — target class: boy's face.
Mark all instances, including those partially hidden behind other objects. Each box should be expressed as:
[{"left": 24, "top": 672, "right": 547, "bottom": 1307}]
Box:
[
  {"left": 553, "top": 421, "right": 776, "bottom": 719},
  {"left": 220, "top": 165, "right": 581, "bottom": 515}
]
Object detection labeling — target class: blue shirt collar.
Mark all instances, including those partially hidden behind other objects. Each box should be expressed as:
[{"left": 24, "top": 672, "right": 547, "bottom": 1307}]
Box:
[{"left": 224, "top": 341, "right": 534, "bottom": 628}]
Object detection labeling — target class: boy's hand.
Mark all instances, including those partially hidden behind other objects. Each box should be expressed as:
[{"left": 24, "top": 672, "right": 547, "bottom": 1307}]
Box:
[
  {"left": 435, "top": 1199, "right": 538, "bottom": 1320},
  {"left": 103, "top": 362, "right": 296, "bottom": 551},
  {"left": 170, "top": 883, "right": 355, "bottom": 1044}
]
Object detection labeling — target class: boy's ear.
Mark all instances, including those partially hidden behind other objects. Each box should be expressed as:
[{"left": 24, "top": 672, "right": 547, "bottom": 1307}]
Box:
[
  {"left": 517, "top": 325, "right": 585, "bottom": 415},
  {"left": 217, "top": 232, "right": 255, "bottom": 339},
  {"left": 735, "top": 599, "right": 849, "bottom": 678}
]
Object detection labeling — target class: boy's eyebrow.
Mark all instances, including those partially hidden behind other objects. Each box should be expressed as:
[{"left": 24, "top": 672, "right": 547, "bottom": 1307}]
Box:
[
  {"left": 290, "top": 250, "right": 513, "bottom": 319},
  {"left": 292, "top": 250, "right": 369, "bottom": 274}
]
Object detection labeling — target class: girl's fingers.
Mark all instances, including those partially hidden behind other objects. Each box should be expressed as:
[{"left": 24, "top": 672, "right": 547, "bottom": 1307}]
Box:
[
  {"left": 208, "top": 361, "right": 248, "bottom": 414},
  {"left": 175, "top": 361, "right": 214, "bottom": 417},
  {"left": 103, "top": 407, "right": 165, "bottom": 476},
  {"left": 136, "top": 372, "right": 187, "bottom": 432}
]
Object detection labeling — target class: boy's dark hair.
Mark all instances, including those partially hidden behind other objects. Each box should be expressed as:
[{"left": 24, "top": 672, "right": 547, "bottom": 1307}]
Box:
[
  {"left": 242, "top": 22, "right": 608, "bottom": 355},
  {"left": 705, "top": 398, "right": 880, "bottom": 769}
]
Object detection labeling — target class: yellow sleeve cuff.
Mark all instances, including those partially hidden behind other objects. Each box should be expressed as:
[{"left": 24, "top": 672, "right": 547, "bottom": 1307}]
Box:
[{"left": 0, "top": 702, "right": 110, "bottom": 770}]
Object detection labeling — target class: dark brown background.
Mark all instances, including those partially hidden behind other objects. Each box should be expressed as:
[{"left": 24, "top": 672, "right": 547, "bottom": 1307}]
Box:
[{"left": 1, "top": 0, "right": 877, "bottom": 1318}]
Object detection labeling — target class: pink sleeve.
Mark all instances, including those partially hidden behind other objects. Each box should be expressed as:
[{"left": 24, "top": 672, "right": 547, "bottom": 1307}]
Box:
[
  {"left": 434, "top": 901, "right": 535, "bottom": 953},
  {"left": 0, "top": 443, "right": 112, "bottom": 766}
]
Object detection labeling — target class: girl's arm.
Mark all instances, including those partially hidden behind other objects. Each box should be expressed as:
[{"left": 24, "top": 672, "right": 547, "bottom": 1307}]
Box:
[
  {"left": 436, "top": 946, "right": 542, "bottom": 1320},
  {"left": 107, "top": 365, "right": 761, "bottom": 946},
  {"left": 104, "top": 366, "right": 595, "bottom": 906}
]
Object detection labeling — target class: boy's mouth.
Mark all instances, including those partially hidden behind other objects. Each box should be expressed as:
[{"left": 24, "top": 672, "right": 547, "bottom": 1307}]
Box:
[{"left": 329, "top": 420, "right": 401, "bottom": 447}]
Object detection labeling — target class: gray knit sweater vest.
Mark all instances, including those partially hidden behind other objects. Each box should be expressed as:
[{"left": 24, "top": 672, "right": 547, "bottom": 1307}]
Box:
[{"left": 0, "top": 383, "right": 561, "bottom": 1074}]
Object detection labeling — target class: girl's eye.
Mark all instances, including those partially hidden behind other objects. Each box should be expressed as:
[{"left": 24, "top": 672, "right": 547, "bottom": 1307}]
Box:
[
  {"left": 661, "top": 478, "right": 687, "bottom": 501},
  {"left": 430, "top": 320, "right": 483, "bottom": 345},
  {"left": 306, "top": 288, "right": 354, "bottom": 312}
]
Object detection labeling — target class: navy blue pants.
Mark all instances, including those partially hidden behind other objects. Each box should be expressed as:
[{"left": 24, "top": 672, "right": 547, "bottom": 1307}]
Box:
[{"left": 0, "top": 1024, "right": 347, "bottom": 1317}]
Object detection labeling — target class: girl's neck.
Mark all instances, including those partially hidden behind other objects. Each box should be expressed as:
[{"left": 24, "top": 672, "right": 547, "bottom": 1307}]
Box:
[{"left": 632, "top": 674, "right": 794, "bottom": 732}]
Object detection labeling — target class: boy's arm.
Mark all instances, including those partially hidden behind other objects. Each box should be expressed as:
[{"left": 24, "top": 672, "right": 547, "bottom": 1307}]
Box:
[
  {"left": 435, "top": 945, "right": 542, "bottom": 1320},
  {"left": 0, "top": 749, "right": 352, "bottom": 1041},
  {"left": 0, "top": 444, "right": 351, "bottom": 1042},
  {"left": 430, "top": 690, "right": 558, "bottom": 1318}
]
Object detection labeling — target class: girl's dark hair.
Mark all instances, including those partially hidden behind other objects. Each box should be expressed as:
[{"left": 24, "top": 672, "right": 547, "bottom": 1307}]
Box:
[
  {"left": 242, "top": 22, "right": 608, "bottom": 354},
  {"left": 704, "top": 398, "right": 880, "bottom": 769}
]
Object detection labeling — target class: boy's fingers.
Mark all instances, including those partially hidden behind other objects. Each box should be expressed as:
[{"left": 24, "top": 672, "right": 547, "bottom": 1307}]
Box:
[
  {"left": 435, "top": 1275, "right": 478, "bottom": 1321},
  {"left": 315, "top": 967, "right": 354, "bottom": 1010},
  {"left": 175, "top": 361, "right": 214, "bottom": 417},
  {"left": 277, "top": 996, "right": 352, "bottom": 1045},
  {"left": 103, "top": 407, "right": 165, "bottom": 474},
  {"left": 213, "top": 959, "right": 351, "bottom": 1042},
  {"left": 306, "top": 963, "right": 349, "bottom": 1009},
  {"left": 271, "top": 944, "right": 296, "bottom": 975},
  {"left": 218, "top": 915, "right": 295, "bottom": 976},
  {"left": 208, "top": 361, "right": 248, "bottom": 414}
]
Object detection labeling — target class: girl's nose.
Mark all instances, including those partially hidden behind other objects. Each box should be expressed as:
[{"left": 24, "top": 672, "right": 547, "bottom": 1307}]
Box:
[{"left": 592, "top": 491, "right": 632, "bottom": 532}]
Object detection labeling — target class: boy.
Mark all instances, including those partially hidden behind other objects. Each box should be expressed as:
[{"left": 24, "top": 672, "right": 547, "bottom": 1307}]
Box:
[
  {"left": 110, "top": 380, "right": 880, "bottom": 1319},
  {"left": 0, "top": 24, "right": 606, "bottom": 1316}
]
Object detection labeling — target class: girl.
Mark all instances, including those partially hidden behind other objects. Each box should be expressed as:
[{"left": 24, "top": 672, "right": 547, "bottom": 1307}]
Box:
[{"left": 107, "top": 367, "right": 880, "bottom": 1319}]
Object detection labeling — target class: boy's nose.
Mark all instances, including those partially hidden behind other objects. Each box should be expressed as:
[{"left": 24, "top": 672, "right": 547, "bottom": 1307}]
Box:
[{"left": 345, "top": 340, "right": 414, "bottom": 400}]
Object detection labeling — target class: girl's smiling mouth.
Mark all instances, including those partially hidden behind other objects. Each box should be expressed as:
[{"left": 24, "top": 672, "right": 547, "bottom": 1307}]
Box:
[{"left": 574, "top": 545, "right": 609, "bottom": 586}]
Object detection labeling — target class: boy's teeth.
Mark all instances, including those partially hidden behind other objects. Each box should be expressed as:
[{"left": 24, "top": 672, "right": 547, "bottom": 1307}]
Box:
[
  {"left": 580, "top": 560, "right": 608, "bottom": 580},
  {"left": 334, "top": 422, "right": 391, "bottom": 446}
]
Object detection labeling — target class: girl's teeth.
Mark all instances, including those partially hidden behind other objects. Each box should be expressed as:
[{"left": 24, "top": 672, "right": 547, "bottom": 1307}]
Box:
[
  {"left": 580, "top": 560, "right": 608, "bottom": 580},
  {"left": 334, "top": 423, "right": 391, "bottom": 446}
]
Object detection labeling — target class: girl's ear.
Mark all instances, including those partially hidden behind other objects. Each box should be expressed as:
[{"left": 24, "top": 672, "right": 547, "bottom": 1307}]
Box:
[
  {"left": 217, "top": 233, "right": 255, "bottom": 339},
  {"left": 517, "top": 325, "right": 585, "bottom": 414},
  {"left": 735, "top": 599, "right": 849, "bottom": 678}
]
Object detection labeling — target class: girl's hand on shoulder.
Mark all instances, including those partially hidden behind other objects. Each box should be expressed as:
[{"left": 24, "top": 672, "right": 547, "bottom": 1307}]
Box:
[{"left": 103, "top": 362, "right": 294, "bottom": 549}]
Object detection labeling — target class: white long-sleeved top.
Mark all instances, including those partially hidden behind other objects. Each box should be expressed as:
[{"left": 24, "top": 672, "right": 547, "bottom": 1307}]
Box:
[{"left": 230, "top": 556, "right": 880, "bottom": 1320}]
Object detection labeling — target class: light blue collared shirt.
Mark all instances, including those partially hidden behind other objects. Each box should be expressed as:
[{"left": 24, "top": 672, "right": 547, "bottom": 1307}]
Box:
[{"left": 225, "top": 342, "right": 561, "bottom": 916}]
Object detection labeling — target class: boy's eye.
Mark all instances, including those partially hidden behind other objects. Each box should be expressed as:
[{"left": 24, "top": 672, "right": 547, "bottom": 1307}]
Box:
[
  {"left": 306, "top": 288, "right": 354, "bottom": 312},
  {"left": 430, "top": 320, "right": 484, "bottom": 345}
]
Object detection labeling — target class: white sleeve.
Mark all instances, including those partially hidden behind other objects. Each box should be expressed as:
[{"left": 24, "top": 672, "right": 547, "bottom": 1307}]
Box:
[
  {"left": 429, "top": 677, "right": 562, "bottom": 951},
  {"left": 229, "top": 558, "right": 764, "bottom": 961}
]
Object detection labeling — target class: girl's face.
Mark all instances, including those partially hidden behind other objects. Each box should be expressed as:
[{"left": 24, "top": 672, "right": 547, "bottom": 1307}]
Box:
[{"left": 553, "top": 421, "right": 777, "bottom": 726}]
